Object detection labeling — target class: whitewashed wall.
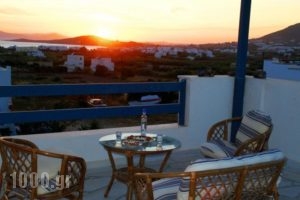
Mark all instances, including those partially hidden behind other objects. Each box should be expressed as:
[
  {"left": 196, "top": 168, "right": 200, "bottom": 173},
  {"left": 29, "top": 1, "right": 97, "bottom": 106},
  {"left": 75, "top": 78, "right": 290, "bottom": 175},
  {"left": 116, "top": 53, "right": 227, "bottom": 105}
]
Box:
[
  {"left": 244, "top": 77, "right": 300, "bottom": 162},
  {"left": 0, "top": 66, "right": 11, "bottom": 113}
]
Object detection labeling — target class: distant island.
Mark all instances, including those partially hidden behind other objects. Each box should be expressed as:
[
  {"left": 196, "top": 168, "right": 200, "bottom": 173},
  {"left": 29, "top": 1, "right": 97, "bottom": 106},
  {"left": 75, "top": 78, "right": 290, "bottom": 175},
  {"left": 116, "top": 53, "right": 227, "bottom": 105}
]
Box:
[
  {"left": 10, "top": 35, "right": 147, "bottom": 48},
  {"left": 1, "top": 22, "right": 300, "bottom": 47}
]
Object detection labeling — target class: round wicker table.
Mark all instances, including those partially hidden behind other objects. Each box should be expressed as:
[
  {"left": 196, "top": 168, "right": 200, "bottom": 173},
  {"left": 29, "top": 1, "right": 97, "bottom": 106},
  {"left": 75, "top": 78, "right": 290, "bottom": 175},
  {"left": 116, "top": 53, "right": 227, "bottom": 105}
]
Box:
[{"left": 99, "top": 132, "right": 181, "bottom": 200}]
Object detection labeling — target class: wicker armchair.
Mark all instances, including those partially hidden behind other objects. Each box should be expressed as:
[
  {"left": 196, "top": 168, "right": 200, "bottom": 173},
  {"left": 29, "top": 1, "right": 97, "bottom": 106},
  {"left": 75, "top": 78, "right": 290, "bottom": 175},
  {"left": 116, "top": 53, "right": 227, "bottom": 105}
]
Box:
[
  {"left": 200, "top": 110, "right": 273, "bottom": 158},
  {"left": 134, "top": 149, "right": 286, "bottom": 200},
  {"left": 0, "top": 137, "right": 86, "bottom": 200}
]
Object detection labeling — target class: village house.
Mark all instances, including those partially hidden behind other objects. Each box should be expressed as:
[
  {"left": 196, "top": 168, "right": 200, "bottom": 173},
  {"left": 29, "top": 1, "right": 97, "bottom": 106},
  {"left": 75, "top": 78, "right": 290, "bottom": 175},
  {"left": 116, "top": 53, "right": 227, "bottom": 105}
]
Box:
[
  {"left": 64, "top": 54, "right": 84, "bottom": 72},
  {"left": 90, "top": 57, "right": 114, "bottom": 72}
]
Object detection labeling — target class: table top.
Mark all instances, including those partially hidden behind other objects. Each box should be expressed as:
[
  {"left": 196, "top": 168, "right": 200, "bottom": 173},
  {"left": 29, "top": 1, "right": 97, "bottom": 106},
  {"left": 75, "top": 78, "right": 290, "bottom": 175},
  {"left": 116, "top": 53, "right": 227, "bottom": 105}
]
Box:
[{"left": 99, "top": 132, "right": 181, "bottom": 152}]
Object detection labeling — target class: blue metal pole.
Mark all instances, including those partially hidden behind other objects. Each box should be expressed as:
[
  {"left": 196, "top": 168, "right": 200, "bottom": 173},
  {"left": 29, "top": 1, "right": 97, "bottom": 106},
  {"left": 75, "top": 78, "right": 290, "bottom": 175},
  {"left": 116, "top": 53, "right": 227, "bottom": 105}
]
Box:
[{"left": 231, "top": 0, "right": 252, "bottom": 142}]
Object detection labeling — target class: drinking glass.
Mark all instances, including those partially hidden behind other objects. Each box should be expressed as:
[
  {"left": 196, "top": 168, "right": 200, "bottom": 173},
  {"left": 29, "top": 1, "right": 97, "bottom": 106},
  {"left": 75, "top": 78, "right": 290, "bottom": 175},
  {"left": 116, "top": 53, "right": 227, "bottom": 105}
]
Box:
[
  {"left": 115, "top": 131, "right": 122, "bottom": 146},
  {"left": 156, "top": 134, "right": 163, "bottom": 150}
]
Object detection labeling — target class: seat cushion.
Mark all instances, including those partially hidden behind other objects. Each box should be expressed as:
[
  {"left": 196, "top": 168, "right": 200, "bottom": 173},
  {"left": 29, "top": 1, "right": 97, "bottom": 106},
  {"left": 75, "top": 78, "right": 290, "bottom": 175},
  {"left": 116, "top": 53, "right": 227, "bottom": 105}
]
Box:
[
  {"left": 199, "top": 138, "right": 237, "bottom": 158},
  {"left": 152, "top": 177, "right": 181, "bottom": 200},
  {"left": 235, "top": 110, "right": 272, "bottom": 146},
  {"left": 37, "top": 176, "right": 61, "bottom": 195},
  {"left": 37, "top": 155, "right": 62, "bottom": 195}
]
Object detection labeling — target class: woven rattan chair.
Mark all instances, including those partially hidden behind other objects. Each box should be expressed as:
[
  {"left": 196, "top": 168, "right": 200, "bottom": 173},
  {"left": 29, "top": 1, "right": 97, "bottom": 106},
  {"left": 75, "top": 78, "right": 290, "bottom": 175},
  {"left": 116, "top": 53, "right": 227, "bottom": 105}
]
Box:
[
  {"left": 200, "top": 110, "right": 273, "bottom": 158},
  {"left": 134, "top": 149, "right": 286, "bottom": 200},
  {"left": 0, "top": 137, "right": 86, "bottom": 200}
]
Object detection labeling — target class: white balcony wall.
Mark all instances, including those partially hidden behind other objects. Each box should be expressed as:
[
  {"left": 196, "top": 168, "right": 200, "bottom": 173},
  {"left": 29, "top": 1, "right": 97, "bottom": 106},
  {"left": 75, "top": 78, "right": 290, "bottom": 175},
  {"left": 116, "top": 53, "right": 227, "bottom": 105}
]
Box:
[
  {"left": 244, "top": 77, "right": 300, "bottom": 163},
  {"left": 178, "top": 75, "right": 234, "bottom": 147},
  {"left": 9, "top": 75, "right": 300, "bottom": 168},
  {"left": 0, "top": 66, "right": 11, "bottom": 113}
]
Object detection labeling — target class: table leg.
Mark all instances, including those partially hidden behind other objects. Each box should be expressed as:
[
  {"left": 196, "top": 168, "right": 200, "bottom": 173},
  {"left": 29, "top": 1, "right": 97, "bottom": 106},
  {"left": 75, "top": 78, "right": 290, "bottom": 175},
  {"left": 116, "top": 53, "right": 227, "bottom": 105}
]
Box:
[
  {"left": 101, "top": 144, "right": 176, "bottom": 200},
  {"left": 139, "top": 155, "right": 146, "bottom": 168},
  {"left": 158, "top": 151, "right": 172, "bottom": 172},
  {"left": 126, "top": 152, "right": 135, "bottom": 200},
  {"left": 104, "top": 149, "right": 117, "bottom": 197}
]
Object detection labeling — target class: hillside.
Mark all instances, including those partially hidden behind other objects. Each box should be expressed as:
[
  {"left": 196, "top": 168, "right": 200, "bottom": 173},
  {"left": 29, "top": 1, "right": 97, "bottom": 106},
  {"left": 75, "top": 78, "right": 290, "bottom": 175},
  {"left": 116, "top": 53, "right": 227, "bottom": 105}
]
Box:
[
  {"left": 256, "top": 23, "right": 300, "bottom": 44},
  {"left": 10, "top": 35, "right": 147, "bottom": 48}
]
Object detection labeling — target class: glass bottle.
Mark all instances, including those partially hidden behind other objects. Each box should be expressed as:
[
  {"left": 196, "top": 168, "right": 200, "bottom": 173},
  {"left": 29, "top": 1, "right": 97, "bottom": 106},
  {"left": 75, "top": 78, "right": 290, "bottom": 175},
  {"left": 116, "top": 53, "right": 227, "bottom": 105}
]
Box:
[{"left": 140, "top": 108, "right": 147, "bottom": 135}]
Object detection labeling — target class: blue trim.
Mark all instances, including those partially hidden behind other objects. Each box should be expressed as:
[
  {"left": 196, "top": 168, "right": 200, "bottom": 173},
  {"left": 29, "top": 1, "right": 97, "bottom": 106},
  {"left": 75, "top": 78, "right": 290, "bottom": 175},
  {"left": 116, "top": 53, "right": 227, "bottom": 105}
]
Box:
[
  {"left": 0, "top": 82, "right": 183, "bottom": 97},
  {"left": 231, "top": 0, "right": 252, "bottom": 142},
  {"left": 0, "top": 81, "right": 186, "bottom": 126},
  {"left": 0, "top": 104, "right": 181, "bottom": 124},
  {"left": 178, "top": 79, "right": 186, "bottom": 125}
]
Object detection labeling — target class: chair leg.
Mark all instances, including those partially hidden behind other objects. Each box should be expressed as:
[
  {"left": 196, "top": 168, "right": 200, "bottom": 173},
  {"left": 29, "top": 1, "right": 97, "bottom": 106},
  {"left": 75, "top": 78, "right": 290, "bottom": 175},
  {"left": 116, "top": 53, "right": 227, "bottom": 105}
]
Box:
[
  {"left": 126, "top": 183, "right": 133, "bottom": 200},
  {"left": 273, "top": 188, "right": 279, "bottom": 200},
  {"left": 0, "top": 194, "right": 8, "bottom": 200}
]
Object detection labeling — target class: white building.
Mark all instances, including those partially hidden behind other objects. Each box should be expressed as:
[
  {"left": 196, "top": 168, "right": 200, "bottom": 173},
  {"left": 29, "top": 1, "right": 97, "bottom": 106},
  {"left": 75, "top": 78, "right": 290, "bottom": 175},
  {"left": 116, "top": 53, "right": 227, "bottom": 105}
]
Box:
[
  {"left": 154, "top": 51, "right": 167, "bottom": 59},
  {"left": 64, "top": 54, "right": 84, "bottom": 72},
  {"left": 27, "top": 50, "right": 45, "bottom": 58},
  {"left": 90, "top": 57, "right": 114, "bottom": 72}
]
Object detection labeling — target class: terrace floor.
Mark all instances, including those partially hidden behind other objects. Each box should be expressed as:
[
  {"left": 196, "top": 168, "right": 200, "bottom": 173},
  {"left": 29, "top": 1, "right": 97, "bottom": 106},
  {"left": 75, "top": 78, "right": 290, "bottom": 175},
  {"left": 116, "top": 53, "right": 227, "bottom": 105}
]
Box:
[{"left": 83, "top": 149, "right": 300, "bottom": 200}]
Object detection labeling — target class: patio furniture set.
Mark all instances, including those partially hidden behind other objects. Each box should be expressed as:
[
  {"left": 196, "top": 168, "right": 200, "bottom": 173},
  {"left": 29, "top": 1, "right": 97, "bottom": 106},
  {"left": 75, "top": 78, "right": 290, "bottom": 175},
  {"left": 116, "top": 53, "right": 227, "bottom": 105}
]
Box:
[{"left": 0, "top": 109, "right": 286, "bottom": 200}]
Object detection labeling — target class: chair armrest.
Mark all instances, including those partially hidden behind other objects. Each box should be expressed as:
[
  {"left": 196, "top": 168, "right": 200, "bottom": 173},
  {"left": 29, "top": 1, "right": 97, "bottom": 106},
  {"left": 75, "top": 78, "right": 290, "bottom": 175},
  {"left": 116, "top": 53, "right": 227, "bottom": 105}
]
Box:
[
  {"left": 207, "top": 117, "right": 242, "bottom": 141},
  {"left": 234, "top": 134, "right": 266, "bottom": 156},
  {"left": 1, "top": 137, "right": 39, "bottom": 149}
]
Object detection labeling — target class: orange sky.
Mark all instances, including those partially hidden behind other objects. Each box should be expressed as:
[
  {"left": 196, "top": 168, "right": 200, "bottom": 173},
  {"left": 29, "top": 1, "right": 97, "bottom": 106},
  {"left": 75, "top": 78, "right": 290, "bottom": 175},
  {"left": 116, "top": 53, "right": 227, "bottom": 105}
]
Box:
[{"left": 0, "top": 0, "right": 299, "bottom": 44}]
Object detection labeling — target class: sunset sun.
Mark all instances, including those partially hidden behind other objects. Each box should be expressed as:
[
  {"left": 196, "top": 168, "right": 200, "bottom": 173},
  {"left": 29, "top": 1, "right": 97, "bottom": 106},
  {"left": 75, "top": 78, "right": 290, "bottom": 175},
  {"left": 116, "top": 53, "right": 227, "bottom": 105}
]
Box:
[{"left": 96, "top": 28, "right": 114, "bottom": 39}]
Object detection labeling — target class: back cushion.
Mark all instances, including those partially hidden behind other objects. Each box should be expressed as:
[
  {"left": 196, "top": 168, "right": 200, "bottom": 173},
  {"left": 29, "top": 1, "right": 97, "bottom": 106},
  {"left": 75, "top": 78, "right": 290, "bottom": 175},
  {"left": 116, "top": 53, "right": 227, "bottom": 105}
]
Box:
[
  {"left": 177, "top": 149, "right": 284, "bottom": 200},
  {"left": 235, "top": 110, "right": 272, "bottom": 146},
  {"left": 37, "top": 155, "right": 62, "bottom": 195},
  {"left": 235, "top": 148, "right": 284, "bottom": 165},
  {"left": 152, "top": 177, "right": 181, "bottom": 200},
  {"left": 178, "top": 157, "right": 241, "bottom": 200}
]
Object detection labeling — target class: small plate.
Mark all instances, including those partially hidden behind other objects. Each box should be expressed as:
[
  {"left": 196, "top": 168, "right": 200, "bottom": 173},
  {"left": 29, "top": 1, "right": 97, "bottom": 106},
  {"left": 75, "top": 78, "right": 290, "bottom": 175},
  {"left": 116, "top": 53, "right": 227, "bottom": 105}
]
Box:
[{"left": 122, "top": 135, "right": 153, "bottom": 146}]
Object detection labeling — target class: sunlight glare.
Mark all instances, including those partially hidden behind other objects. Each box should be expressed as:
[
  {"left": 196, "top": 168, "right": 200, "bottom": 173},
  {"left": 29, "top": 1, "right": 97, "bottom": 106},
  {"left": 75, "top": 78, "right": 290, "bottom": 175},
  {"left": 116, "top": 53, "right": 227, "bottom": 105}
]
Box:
[{"left": 96, "top": 27, "right": 114, "bottom": 39}]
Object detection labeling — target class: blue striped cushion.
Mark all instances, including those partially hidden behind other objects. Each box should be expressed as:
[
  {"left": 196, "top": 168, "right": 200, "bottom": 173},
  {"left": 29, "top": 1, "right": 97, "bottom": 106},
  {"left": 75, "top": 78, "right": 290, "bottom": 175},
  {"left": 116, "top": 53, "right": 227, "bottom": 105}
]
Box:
[
  {"left": 177, "top": 149, "right": 284, "bottom": 200},
  {"left": 235, "top": 148, "right": 284, "bottom": 164},
  {"left": 184, "top": 157, "right": 239, "bottom": 173},
  {"left": 199, "top": 139, "right": 237, "bottom": 158},
  {"left": 178, "top": 157, "right": 239, "bottom": 200},
  {"left": 178, "top": 175, "right": 236, "bottom": 199},
  {"left": 235, "top": 110, "right": 272, "bottom": 146},
  {"left": 152, "top": 177, "right": 181, "bottom": 200}
]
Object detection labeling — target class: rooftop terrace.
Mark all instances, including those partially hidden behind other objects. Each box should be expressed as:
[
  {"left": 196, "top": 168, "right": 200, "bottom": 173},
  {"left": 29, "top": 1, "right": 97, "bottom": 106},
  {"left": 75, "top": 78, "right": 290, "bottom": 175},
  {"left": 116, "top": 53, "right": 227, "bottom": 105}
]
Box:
[{"left": 2, "top": 75, "right": 300, "bottom": 199}]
